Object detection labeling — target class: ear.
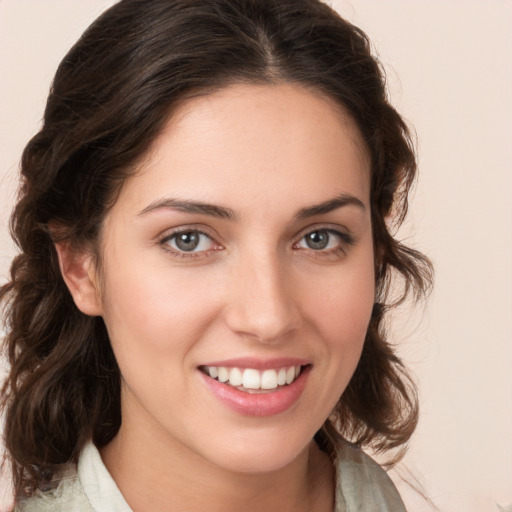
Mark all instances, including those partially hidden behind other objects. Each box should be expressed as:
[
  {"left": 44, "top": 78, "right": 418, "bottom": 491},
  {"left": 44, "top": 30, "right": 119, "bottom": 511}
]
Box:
[{"left": 54, "top": 242, "right": 103, "bottom": 316}]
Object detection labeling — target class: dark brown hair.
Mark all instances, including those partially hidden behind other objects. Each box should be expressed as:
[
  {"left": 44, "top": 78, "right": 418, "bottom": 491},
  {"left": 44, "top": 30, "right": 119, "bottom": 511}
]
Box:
[{"left": 1, "top": 0, "right": 432, "bottom": 498}]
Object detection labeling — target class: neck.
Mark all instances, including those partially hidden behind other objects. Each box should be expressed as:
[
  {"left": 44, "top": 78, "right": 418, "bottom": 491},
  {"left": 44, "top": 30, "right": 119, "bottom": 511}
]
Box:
[{"left": 100, "top": 415, "right": 334, "bottom": 512}]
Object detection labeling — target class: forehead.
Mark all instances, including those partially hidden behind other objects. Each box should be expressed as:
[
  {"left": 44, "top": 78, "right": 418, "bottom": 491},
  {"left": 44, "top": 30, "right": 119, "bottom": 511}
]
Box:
[{"left": 117, "top": 83, "right": 371, "bottom": 215}]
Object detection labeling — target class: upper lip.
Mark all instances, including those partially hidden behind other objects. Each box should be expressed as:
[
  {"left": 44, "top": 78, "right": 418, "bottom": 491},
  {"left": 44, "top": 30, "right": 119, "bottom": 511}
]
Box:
[{"left": 199, "top": 357, "right": 310, "bottom": 370}]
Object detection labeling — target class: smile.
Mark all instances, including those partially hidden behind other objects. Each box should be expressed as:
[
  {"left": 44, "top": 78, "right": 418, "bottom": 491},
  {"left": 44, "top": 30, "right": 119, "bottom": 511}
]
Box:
[
  {"left": 201, "top": 365, "right": 302, "bottom": 393},
  {"left": 199, "top": 362, "right": 311, "bottom": 416}
]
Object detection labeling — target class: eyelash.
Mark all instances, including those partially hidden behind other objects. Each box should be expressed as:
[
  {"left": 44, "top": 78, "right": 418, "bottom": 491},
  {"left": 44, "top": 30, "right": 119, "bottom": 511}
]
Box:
[
  {"left": 158, "top": 226, "right": 355, "bottom": 260},
  {"left": 293, "top": 227, "right": 355, "bottom": 259},
  {"left": 159, "top": 229, "right": 220, "bottom": 260}
]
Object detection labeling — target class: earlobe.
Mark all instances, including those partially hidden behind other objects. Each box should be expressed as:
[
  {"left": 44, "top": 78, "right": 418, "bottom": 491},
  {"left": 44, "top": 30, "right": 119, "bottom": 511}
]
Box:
[{"left": 54, "top": 242, "right": 103, "bottom": 316}]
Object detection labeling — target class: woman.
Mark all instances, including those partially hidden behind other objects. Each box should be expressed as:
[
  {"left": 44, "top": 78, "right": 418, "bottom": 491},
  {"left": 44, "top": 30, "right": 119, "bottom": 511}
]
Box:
[{"left": 1, "top": 0, "right": 432, "bottom": 510}]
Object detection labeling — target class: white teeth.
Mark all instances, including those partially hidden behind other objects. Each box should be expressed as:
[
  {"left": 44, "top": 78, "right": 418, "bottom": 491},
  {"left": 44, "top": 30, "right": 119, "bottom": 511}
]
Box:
[
  {"left": 261, "top": 369, "right": 278, "bottom": 389},
  {"left": 217, "top": 367, "right": 229, "bottom": 383},
  {"left": 242, "top": 369, "right": 260, "bottom": 389},
  {"left": 229, "top": 367, "right": 243, "bottom": 386},
  {"left": 204, "top": 365, "right": 303, "bottom": 391}
]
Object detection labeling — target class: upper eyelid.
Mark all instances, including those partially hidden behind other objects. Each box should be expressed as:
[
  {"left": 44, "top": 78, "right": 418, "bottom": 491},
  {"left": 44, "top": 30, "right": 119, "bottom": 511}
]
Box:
[
  {"left": 162, "top": 230, "right": 212, "bottom": 244},
  {"left": 158, "top": 225, "right": 218, "bottom": 243},
  {"left": 294, "top": 224, "right": 353, "bottom": 241}
]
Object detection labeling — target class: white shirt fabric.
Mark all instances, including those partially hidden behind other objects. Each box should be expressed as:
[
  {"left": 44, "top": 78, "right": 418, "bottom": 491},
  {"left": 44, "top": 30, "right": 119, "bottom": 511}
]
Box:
[
  {"left": 77, "top": 442, "right": 131, "bottom": 511},
  {"left": 16, "top": 441, "right": 406, "bottom": 511}
]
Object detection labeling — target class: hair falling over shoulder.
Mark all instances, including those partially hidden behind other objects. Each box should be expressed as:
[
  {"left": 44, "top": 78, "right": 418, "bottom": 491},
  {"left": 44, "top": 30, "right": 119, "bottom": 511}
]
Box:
[{"left": 1, "top": 0, "right": 432, "bottom": 499}]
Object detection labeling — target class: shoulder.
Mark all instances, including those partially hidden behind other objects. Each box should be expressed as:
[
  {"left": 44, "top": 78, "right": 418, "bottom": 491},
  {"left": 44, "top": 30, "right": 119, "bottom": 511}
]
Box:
[
  {"left": 15, "top": 441, "right": 131, "bottom": 512},
  {"left": 334, "top": 441, "right": 407, "bottom": 512},
  {"left": 15, "top": 472, "right": 94, "bottom": 512}
]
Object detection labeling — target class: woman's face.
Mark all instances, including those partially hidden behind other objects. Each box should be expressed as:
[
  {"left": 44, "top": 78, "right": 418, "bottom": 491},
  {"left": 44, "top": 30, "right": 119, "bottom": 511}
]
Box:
[{"left": 93, "top": 83, "right": 374, "bottom": 473}]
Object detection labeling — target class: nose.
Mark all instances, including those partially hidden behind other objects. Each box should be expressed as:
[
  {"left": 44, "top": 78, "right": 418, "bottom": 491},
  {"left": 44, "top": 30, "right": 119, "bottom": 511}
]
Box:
[{"left": 223, "top": 251, "right": 302, "bottom": 342}]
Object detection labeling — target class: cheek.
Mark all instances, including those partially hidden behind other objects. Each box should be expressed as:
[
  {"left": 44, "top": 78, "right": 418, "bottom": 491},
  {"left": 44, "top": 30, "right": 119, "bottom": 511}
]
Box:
[
  {"left": 100, "top": 262, "right": 221, "bottom": 365},
  {"left": 98, "top": 266, "right": 224, "bottom": 420},
  {"left": 301, "top": 253, "right": 375, "bottom": 411},
  {"left": 294, "top": 259, "right": 375, "bottom": 424},
  {"left": 307, "top": 261, "right": 375, "bottom": 349},
  {"left": 325, "top": 282, "right": 374, "bottom": 342}
]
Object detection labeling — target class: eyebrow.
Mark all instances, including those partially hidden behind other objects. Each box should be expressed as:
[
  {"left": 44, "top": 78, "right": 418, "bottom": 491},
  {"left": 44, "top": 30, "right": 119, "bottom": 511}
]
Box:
[
  {"left": 295, "top": 193, "right": 366, "bottom": 218},
  {"left": 138, "top": 198, "right": 238, "bottom": 221},
  {"left": 138, "top": 192, "right": 365, "bottom": 221}
]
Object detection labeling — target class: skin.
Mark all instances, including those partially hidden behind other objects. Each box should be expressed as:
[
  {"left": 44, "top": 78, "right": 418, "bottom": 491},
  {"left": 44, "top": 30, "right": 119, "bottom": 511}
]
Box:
[{"left": 58, "top": 83, "right": 375, "bottom": 512}]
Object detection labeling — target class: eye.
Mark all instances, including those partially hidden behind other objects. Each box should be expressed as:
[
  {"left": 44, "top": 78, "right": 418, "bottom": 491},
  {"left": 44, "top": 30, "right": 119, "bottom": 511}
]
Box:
[
  {"left": 295, "top": 229, "right": 352, "bottom": 252},
  {"left": 163, "top": 230, "right": 216, "bottom": 253}
]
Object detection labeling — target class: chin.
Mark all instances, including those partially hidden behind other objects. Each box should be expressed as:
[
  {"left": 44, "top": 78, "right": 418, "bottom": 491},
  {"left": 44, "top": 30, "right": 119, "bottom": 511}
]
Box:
[{"left": 198, "top": 428, "right": 314, "bottom": 475}]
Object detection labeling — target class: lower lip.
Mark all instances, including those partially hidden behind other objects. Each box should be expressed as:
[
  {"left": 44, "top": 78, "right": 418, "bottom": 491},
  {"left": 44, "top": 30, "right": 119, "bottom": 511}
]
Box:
[{"left": 199, "top": 366, "right": 310, "bottom": 417}]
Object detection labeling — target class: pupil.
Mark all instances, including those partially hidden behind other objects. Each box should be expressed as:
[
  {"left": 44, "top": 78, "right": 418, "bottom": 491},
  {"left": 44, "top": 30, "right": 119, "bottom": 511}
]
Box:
[
  {"left": 175, "top": 232, "right": 199, "bottom": 251},
  {"left": 307, "top": 231, "right": 329, "bottom": 250}
]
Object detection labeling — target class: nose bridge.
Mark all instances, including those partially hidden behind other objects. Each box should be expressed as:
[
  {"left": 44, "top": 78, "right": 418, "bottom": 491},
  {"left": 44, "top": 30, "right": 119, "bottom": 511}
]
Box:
[{"left": 225, "top": 247, "right": 300, "bottom": 341}]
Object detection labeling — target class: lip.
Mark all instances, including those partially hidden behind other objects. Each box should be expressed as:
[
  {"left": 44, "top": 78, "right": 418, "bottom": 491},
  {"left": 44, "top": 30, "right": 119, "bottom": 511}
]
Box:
[
  {"left": 199, "top": 363, "right": 311, "bottom": 417},
  {"left": 200, "top": 357, "right": 310, "bottom": 370}
]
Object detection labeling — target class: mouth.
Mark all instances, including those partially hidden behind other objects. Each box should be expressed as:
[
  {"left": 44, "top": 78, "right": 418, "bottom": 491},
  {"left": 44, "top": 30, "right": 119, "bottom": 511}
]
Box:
[
  {"left": 199, "top": 365, "right": 305, "bottom": 394},
  {"left": 198, "top": 360, "right": 311, "bottom": 416}
]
